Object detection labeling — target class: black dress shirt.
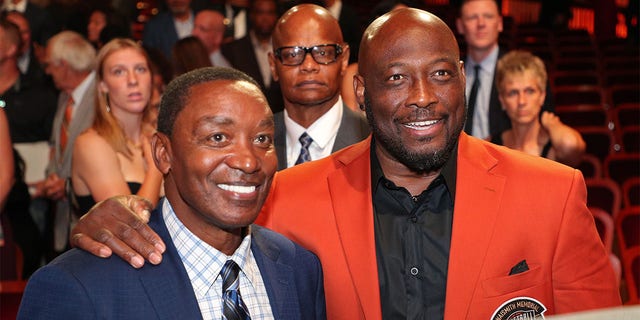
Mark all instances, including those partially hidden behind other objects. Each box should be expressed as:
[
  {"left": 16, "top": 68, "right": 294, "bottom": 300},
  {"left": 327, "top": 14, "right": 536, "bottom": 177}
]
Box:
[{"left": 371, "top": 141, "right": 457, "bottom": 319}]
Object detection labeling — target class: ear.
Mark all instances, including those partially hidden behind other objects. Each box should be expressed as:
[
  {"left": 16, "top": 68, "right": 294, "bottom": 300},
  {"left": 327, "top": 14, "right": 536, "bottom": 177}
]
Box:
[
  {"left": 152, "top": 132, "right": 171, "bottom": 175},
  {"left": 339, "top": 44, "right": 350, "bottom": 76},
  {"left": 99, "top": 80, "right": 108, "bottom": 94},
  {"left": 354, "top": 74, "right": 366, "bottom": 107},
  {"left": 268, "top": 52, "right": 279, "bottom": 82}
]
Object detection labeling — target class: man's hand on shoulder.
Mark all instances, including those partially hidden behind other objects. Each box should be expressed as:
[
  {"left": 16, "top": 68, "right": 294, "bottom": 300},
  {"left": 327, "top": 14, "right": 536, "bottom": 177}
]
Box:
[{"left": 70, "top": 195, "right": 166, "bottom": 268}]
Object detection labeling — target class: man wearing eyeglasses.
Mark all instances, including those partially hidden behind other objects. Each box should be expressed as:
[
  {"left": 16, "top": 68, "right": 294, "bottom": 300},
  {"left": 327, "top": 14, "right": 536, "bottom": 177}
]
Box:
[{"left": 267, "top": 4, "right": 369, "bottom": 170}]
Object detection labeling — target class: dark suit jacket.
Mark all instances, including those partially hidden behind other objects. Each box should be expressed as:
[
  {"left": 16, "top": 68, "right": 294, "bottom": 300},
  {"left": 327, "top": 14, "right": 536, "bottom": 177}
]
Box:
[
  {"left": 221, "top": 35, "right": 284, "bottom": 113},
  {"left": 465, "top": 47, "right": 554, "bottom": 139},
  {"left": 274, "top": 104, "right": 369, "bottom": 170},
  {"left": 337, "top": 2, "right": 361, "bottom": 64},
  {"left": 142, "top": 11, "right": 182, "bottom": 59},
  {"left": 23, "top": 2, "right": 57, "bottom": 45},
  {"left": 18, "top": 198, "right": 326, "bottom": 320}
]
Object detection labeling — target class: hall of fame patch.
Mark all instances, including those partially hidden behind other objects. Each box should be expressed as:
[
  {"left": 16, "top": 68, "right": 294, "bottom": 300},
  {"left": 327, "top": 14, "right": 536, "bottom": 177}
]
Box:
[{"left": 490, "top": 297, "right": 547, "bottom": 320}]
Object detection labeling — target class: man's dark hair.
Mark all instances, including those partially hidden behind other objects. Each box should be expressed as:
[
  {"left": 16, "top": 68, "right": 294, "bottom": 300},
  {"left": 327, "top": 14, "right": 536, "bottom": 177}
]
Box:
[{"left": 157, "top": 67, "right": 261, "bottom": 136}]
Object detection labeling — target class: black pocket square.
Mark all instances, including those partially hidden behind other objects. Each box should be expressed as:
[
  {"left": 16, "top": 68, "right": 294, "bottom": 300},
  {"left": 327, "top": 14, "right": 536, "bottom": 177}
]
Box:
[{"left": 509, "top": 259, "right": 529, "bottom": 275}]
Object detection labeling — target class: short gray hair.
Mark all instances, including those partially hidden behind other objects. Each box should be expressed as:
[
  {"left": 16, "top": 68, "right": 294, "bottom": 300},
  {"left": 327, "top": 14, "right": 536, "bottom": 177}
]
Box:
[{"left": 47, "top": 31, "right": 96, "bottom": 72}]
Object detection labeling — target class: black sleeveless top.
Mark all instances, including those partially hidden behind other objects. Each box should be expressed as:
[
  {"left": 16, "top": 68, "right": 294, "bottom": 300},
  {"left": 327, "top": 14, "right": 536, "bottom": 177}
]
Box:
[
  {"left": 72, "top": 182, "right": 142, "bottom": 216},
  {"left": 491, "top": 134, "right": 553, "bottom": 158}
]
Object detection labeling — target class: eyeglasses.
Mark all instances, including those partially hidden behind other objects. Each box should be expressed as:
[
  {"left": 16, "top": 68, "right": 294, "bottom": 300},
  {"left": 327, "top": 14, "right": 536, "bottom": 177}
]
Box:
[{"left": 274, "top": 44, "right": 343, "bottom": 66}]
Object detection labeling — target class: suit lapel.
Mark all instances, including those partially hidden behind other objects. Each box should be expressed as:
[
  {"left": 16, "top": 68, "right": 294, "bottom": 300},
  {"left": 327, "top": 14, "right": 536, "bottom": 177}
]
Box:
[
  {"left": 328, "top": 138, "right": 382, "bottom": 318},
  {"left": 332, "top": 104, "right": 368, "bottom": 152},
  {"left": 444, "top": 133, "right": 505, "bottom": 319},
  {"left": 251, "top": 227, "right": 297, "bottom": 319},
  {"left": 139, "top": 202, "right": 203, "bottom": 319}
]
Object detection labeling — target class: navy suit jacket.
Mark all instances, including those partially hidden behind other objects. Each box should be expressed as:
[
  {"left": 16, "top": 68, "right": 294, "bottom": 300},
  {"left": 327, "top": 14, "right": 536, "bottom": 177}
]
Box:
[
  {"left": 18, "top": 199, "right": 326, "bottom": 319},
  {"left": 274, "top": 104, "right": 370, "bottom": 171},
  {"left": 142, "top": 11, "right": 182, "bottom": 59}
]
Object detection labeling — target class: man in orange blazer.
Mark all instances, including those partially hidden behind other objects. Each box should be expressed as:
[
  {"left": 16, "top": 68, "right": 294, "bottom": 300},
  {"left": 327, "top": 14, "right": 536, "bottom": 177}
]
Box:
[{"left": 68, "top": 7, "right": 621, "bottom": 320}]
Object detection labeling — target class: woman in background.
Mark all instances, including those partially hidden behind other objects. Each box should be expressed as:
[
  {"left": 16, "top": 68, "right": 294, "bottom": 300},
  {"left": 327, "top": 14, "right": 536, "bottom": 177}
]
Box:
[
  {"left": 71, "top": 38, "right": 162, "bottom": 214},
  {"left": 171, "top": 35, "right": 212, "bottom": 76},
  {"left": 492, "top": 50, "right": 585, "bottom": 167}
]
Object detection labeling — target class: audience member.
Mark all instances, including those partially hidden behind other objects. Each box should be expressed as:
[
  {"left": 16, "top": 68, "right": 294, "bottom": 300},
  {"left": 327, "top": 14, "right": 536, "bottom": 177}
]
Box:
[
  {"left": 492, "top": 50, "right": 585, "bottom": 167},
  {"left": 221, "top": 0, "right": 284, "bottom": 113},
  {"left": 0, "top": 105, "right": 40, "bottom": 279},
  {"left": 71, "top": 7, "right": 621, "bottom": 319},
  {"left": 18, "top": 66, "right": 326, "bottom": 319},
  {"left": 70, "top": 38, "right": 163, "bottom": 216},
  {"left": 268, "top": 4, "right": 368, "bottom": 170},
  {"left": 216, "top": 0, "right": 250, "bottom": 43},
  {"left": 42, "top": 30, "right": 96, "bottom": 255},
  {"left": 86, "top": 5, "right": 130, "bottom": 49},
  {"left": 191, "top": 9, "right": 232, "bottom": 68},
  {"left": 143, "top": 45, "right": 173, "bottom": 127},
  {"left": 320, "top": 0, "right": 361, "bottom": 63},
  {"left": 142, "top": 0, "right": 195, "bottom": 60},
  {"left": 171, "top": 35, "right": 212, "bottom": 76},
  {"left": 341, "top": 0, "right": 410, "bottom": 112},
  {"left": 456, "top": 0, "right": 552, "bottom": 140},
  {"left": 0, "top": 108, "right": 13, "bottom": 212},
  {"left": 0, "top": 17, "right": 54, "bottom": 270},
  {"left": 4, "top": 10, "right": 48, "bottom": 86},
  {"left": 86, "top": 7, "right": 108, "bottom": 47},
  {"left": 1, "top": 0, "right": 57, "bottom": 46},
  {"left": 0, "top": 17, "right": 56, "bottom": 188}
]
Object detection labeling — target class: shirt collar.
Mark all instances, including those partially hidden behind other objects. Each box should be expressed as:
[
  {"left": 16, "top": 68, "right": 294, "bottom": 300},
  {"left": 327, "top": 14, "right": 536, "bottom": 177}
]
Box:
[
  {"left": 249, "top": 31, "right": 271, "bottom": 52},
  {"left": 370, "top": 137, "right": 458, "bottom": 201},
  {"left": 284, "top": 96, "right": 343, "bottom": 150},
  {"left": 70, "top": 72, "right": 96, "bottom": 107},
  {"left": 467, "top": 45, "right": 499, "bottom": 74},
  {"left": 162, "top": 198, "right": 256, "bottom": 299}
]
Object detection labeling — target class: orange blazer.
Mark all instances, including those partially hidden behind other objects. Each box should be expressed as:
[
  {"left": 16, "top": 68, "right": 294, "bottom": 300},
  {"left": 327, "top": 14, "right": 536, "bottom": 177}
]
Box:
[{"left": 257, "top": 133, "right": 621, "bottom": 319}]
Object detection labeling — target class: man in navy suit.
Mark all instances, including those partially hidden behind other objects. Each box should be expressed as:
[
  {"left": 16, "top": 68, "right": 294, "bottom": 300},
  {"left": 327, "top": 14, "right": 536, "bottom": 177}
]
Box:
[
  {"left": 143, "top": 0, "right": 195, "bottom": 59},
  {"left": 17, "top": 67, "right": 326, "bottom": 319},
  {"left": 221, "top": 0, "right": 284, "bottom": 113}
]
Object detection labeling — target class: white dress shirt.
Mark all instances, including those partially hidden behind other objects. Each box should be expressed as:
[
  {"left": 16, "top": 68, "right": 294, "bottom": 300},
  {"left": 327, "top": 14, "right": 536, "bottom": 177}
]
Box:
[
  {"left": 465, "top": 46, "right": 499, "bottom": 140},
  {"left": 163, "top": 200, "right": 274, "bottom": 319},
  {"left": 284, "top": 97, "right": 343, "bottom": 168}
]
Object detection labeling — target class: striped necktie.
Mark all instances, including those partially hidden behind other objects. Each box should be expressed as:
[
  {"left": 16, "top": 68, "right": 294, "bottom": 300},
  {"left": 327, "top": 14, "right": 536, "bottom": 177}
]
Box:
[{"left": 221, "top": 260, "right": 251, "bottom": 320}]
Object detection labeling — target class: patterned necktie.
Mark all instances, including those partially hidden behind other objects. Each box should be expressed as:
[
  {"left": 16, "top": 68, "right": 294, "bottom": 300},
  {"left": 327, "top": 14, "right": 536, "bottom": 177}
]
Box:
[
  {"left": 221, "top": 260, "right": 251, "bottom": 320},
  {"left": 464, "top": 64, "right": 481, "bottom": 134},
  {"left": 60, "top": 96, "right": 74, "bottom": 152},
  {"left": 295, "top": 132, "right": 313, "bottom": 165}
]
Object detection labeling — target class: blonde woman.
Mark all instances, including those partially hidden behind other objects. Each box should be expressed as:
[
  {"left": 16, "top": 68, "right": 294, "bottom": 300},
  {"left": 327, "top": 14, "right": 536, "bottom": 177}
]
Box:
[
  {"left": 71, "top": 38, "right": 162, "bottom": 214},
  {"left": 493, "top": 50, "right": 586, "bottom": 167}
]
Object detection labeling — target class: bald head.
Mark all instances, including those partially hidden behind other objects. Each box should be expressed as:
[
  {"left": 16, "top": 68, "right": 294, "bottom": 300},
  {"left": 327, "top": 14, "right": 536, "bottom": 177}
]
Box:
[
  {"left": 267, "top": 3, "right": 350, "bottom": 126},
  {"left": 192, "top": 10, "right": 226, "bottom": 53},
  {"left": 272, "top": 4, "right": 344, "bottom": 48},
  {"left": 359, "top": 8, "right": 460, "bottom": 78}
]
